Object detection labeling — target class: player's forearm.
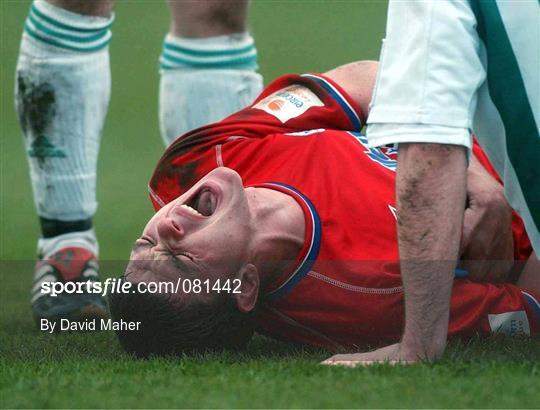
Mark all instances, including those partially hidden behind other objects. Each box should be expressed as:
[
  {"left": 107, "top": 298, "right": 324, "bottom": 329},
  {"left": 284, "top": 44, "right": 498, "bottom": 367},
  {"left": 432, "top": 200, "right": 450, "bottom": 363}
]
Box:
[{"left": 396, "top": 143, "right": 467, "bottom": 360}]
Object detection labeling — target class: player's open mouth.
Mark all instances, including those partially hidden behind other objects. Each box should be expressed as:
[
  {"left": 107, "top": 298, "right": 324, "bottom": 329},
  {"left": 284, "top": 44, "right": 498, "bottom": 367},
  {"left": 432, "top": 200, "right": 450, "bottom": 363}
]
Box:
[{"left": 180, "top": 185, "right": 218, "bottom": 218}]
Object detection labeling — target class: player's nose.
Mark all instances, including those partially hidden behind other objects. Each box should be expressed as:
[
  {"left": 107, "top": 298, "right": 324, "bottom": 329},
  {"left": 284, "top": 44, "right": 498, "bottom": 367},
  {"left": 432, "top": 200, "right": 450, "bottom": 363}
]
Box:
[{"left": 156, "top": 217, "right": 185, "bottom": 242}]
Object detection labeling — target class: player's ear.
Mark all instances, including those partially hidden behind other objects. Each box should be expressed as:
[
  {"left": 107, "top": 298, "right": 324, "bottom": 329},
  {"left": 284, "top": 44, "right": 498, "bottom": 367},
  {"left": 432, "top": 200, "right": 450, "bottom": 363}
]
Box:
[{"left": 233, "top": 263, "right": 259, "bottom": 313}]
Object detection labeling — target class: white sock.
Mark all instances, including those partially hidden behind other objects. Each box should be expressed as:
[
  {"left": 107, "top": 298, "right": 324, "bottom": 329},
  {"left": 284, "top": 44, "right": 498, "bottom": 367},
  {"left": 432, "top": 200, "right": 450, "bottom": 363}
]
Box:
[
  {"left": 37, "top": 229, "right": 99, "bottom": 259},
  {"left": 159, "top": 33, "right": 263, "bottom": 146},
  {"left": 16, "top": 0, "right": 113, "bottom": 222}
]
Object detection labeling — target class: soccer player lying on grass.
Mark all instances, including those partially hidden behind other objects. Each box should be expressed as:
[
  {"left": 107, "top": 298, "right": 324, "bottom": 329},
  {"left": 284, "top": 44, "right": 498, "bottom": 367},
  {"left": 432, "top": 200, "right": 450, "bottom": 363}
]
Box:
[{"left": 109, "top": 61, "right": 540, "bottom": 359}]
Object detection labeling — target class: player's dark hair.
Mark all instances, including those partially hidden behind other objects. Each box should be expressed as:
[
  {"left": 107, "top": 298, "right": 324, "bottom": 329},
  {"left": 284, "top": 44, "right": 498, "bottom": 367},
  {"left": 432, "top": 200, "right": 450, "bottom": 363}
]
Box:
[{"left": 109, "top": 278, "right": 255, "bottom": 358}]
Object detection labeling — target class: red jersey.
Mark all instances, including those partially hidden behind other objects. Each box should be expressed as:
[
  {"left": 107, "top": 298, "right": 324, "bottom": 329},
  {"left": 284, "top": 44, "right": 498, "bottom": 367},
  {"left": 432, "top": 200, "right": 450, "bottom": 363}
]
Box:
[{"left": 149, "top": 73, "right": 539, "bottom": 350}]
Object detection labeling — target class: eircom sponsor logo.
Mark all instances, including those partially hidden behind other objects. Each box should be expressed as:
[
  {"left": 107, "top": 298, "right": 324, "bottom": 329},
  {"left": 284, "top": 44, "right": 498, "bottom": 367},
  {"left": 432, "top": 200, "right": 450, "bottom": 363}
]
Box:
[{"left": 253, "top": 84, "right": 323, "bottom": 123}]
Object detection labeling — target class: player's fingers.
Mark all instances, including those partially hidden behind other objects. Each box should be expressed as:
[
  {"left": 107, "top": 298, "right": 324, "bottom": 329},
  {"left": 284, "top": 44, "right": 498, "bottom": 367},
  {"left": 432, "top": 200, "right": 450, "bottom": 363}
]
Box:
[
  {"left": 322, "top": 358, "right": 414, "bottom": 367},
  {"left": 321, "top": 354, "right": 352, "bottom": 364},
  {"left": 321, "top": 359, "right": 360, "bottom": 367}
]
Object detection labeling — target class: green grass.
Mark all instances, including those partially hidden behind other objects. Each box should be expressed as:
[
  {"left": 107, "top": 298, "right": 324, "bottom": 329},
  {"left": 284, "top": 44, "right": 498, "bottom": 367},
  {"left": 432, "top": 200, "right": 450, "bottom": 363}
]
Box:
[
  {"left": 1, "top": 318, "right": 540, "bottom": 408},
  {"left": 1, "top": 1, "right": 539, "bottom": 408}
]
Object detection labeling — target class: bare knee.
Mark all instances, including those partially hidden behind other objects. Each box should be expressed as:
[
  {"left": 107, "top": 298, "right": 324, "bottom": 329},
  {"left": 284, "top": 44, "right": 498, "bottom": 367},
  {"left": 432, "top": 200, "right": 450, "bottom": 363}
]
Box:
[
  {"left": 168, "top": 0, "right": 249, "bottom": 37},
  {"left": 47, "top": 0, "right": 115, "bottom": 17}
]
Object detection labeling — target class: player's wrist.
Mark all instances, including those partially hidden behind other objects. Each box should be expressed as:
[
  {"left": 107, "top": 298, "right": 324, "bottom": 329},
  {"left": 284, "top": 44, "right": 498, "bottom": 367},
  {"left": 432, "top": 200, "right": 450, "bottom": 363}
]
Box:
[{"left": 400, "top": 330, "right": 447, "bottom": 361}]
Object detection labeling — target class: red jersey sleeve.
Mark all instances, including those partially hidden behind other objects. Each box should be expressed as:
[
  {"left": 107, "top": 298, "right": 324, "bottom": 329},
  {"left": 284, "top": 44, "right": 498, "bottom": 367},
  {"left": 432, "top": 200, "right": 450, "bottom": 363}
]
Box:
[
  {"left": 227, "top": 73, "right": 365, "bottom": 134},
  {"left": 149, "top": 73, "right": 365, "bottom": 209}
]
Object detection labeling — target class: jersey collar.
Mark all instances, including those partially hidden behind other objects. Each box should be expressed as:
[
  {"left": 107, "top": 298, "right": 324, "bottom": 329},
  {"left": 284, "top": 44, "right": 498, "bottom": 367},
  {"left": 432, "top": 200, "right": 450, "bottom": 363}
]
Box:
[{"left": 249, "top": 182, "right": 321, "bottom": 301}]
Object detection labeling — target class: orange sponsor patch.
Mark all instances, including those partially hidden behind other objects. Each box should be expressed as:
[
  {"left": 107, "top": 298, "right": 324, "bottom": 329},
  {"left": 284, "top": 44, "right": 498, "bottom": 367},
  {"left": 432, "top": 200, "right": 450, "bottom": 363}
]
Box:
[{"left": 267, "top": 99, "right": 284, "bottom": 111}]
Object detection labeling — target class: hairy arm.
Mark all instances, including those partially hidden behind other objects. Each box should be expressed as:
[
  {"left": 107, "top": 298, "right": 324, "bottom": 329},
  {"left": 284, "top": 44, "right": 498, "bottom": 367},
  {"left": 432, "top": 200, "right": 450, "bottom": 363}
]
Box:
[
  {"left": 324, "top": 143, "right": 467, "bottom": 365},
  {"left": 396, "top": 143, "right": 467, "bottom": 360}
]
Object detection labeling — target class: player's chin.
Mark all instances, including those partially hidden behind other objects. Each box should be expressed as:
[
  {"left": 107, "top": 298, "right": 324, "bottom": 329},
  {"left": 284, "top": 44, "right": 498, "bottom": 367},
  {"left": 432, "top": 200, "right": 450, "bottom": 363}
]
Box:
[
  {"left": 202, "top": 167, "right": 246, "bottom": 212},
  {"left": 208, "top": 167, "right": 243, "bottom": 186},
  {"left": 210, "top": 168, "right": 244, "bottom": 197}
]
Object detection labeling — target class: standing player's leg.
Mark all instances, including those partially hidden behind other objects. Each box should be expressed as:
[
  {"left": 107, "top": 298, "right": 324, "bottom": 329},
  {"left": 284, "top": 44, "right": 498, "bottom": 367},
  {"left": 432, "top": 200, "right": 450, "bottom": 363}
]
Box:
[
  {"left": 15, "top": 0, "right": 114, "bottom": 324},
  {"left": 159, "top": 0, "right": 263, "bottom": 146}
]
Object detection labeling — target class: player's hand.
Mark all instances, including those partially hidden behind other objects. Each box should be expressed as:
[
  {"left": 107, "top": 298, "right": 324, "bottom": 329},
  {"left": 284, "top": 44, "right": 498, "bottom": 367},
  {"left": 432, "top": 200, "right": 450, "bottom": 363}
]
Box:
[
  {"left": 460, "top": 157, "right": 514, "bottom": 282},
  {"left": 321, "top": 343, "right": 430, "bottom": 367}
]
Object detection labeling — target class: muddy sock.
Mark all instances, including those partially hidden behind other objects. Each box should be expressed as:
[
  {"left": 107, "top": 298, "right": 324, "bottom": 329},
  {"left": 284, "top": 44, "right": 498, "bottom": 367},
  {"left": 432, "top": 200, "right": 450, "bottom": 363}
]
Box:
[{"left": 15, "top": 1, "right": 113, "bottom": 239}]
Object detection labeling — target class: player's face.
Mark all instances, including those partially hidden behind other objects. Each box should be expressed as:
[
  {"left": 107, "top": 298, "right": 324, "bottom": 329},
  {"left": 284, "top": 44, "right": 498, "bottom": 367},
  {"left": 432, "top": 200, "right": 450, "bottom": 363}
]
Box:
[{"left": 130, "top": 167, "right": 253, "bottom": 284}]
